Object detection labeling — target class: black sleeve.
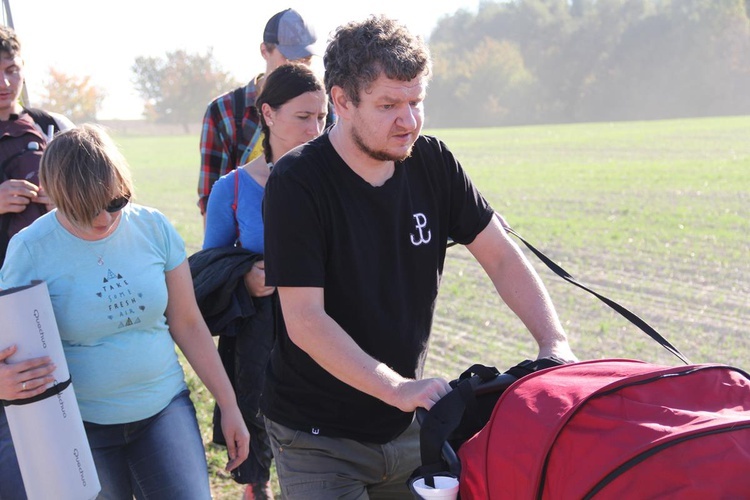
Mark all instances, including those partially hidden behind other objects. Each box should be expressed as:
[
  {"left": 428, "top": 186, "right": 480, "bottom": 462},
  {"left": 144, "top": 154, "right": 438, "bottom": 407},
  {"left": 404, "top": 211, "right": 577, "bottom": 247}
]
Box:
[{"left": 437, "top": 138, "right": 495, "bottom": 245}]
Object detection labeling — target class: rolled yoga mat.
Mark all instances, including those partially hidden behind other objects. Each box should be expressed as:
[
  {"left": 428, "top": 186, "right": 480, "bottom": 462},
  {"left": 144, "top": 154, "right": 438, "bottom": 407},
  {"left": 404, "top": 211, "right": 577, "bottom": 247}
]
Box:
[{"left": 0, "top": 280, "right": 100, "bottom": 500}]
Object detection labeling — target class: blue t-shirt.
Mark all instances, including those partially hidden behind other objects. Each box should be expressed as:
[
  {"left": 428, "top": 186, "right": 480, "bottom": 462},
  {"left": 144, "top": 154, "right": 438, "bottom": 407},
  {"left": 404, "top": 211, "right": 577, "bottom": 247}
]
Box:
[
  {"left": 0, "top": 204, "right": 187, "bottom": 424},
  {"left": 203, "top": 168, "right": 265, "bottom": 253}
]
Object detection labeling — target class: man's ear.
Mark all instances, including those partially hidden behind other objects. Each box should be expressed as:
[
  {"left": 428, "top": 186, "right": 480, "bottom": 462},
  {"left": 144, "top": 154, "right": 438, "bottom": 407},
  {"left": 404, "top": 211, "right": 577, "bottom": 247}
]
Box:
[
  {"left": 260, "top": 42, "right": 270, "bottom": 61},
  {"left": 330, "top": 86, "right": 353, "bottom": 120}
]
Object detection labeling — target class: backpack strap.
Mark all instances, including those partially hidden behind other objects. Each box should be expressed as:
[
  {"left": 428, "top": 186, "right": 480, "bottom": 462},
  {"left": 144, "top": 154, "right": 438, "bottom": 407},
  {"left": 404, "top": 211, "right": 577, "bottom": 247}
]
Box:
[
  {"left": 232, "top": 87, "right": 246, "bottom": 167},
  {"left": 504, "top": 226, "right": 690, "bottom": 365},
  {"left": 0, "top": 121, "right": 46, "bottom": 265},
  {"left": 0, "top": 141, "right": 41, "bottom": 183},
  {"left": 233, "top": 82, "right": 267, "bottom": 167},
  {"left": 23, "top": 108, "right": 60, "bottom": 140}
]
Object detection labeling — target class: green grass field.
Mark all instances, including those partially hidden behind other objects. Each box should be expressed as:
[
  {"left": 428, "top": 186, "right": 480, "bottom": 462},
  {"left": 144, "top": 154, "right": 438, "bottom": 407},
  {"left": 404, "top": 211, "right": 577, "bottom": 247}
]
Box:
[{"left": 113, "top": 115, "right": 750, "bottom": 498}]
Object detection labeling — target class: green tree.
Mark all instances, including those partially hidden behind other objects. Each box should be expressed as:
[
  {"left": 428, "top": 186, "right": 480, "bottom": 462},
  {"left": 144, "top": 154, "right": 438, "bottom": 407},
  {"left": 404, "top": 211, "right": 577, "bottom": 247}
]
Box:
[
  {"left": 131, "top": 49, "right": 239, "bottom": 132},
  {"left": 427, "top": 38, "right": 537, "bottom": 127},
  {"left": 580, "top": 0, "right": 750, "bottom": 120},
  {"left": 429, "top": 0, "right": 750, "bottom": 125},
  {"left": 39, "top": 68, "right": 104, "bottom": 123}
]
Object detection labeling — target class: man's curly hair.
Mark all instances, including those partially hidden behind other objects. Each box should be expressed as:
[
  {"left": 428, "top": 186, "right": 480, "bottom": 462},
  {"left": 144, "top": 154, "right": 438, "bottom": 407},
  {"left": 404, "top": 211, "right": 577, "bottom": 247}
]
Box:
[
  {"left": 324, "top": 15, "right": 431, "bottom": 106},
  {"left": 0, "top": 25, "right": 22, "bottom": 57}
]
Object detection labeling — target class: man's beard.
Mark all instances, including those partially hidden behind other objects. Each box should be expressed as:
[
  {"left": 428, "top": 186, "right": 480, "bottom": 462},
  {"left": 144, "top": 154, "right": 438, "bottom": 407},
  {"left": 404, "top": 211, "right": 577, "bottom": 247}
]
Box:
[{"left": 351, "top": 125, "right": 414, "bottom": 162}]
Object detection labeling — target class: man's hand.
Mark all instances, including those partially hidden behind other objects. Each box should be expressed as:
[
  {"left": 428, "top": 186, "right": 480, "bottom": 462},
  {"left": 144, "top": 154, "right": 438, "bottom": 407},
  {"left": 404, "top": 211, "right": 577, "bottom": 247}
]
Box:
[
  {"left": 0, "top": 179, "right": 40, "bottom": 214},
  {"left": 243, "top": 260, "right": 275, "bottom": 297},
  {"left": 390, "top": 377, "right": 452, "bottom": 412},
  {"left": 538, "top": 339, "right": 578, "bottom": 364},
  {"left": 35, "top": 186, "right": 55, "bottom": 211}
]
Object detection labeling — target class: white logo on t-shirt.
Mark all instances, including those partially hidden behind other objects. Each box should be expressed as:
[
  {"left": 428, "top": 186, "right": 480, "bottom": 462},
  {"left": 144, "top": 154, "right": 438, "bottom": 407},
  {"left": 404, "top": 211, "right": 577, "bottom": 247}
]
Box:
[{"left": 410, "top": 213, "right": 432, "bottom": 246}]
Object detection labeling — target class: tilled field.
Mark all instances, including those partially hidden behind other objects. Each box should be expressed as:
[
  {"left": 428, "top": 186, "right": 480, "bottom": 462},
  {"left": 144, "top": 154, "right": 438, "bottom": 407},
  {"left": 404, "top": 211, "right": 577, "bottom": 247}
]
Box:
[{"left": 427, "top": 241, "right": 749, "bottom": 379}]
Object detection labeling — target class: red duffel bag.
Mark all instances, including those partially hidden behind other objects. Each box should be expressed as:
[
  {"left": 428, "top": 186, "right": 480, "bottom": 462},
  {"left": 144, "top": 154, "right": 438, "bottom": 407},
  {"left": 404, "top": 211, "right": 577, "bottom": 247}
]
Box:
[{"left": 458, "top": 359, "right": 750, "bottom": 499}]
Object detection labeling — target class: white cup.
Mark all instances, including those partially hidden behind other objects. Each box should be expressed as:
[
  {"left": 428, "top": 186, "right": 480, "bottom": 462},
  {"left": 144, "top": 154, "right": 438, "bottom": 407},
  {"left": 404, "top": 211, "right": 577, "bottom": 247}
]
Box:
[{"left": 412, "top": 475, "right": 459, "bottom": 499}]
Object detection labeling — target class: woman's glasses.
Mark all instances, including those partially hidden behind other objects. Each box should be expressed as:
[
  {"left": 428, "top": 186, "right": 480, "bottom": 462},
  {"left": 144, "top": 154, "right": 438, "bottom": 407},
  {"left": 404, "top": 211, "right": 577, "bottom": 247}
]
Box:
[{"left": 105, "top": 194, "right": 131, "bottom": 213}]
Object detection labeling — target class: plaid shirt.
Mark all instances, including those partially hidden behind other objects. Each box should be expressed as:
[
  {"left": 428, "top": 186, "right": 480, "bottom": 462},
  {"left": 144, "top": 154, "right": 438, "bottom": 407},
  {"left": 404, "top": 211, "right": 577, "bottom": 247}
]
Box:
[{"left": 198, "top": 75, "right": 264, "bottom": 214}]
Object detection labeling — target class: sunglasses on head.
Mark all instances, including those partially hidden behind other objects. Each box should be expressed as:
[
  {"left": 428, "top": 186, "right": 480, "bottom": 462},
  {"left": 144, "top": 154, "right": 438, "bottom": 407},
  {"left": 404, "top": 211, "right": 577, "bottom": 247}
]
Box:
[{"left": 105, "top": 194, "right": 131, "bottom": 213}]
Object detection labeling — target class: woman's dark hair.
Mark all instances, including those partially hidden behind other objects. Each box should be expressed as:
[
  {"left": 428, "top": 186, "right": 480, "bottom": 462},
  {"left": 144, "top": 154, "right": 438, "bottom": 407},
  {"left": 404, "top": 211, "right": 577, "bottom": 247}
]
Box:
[{"left": 256, "top": 63, "right": 324, "bottom": 164}]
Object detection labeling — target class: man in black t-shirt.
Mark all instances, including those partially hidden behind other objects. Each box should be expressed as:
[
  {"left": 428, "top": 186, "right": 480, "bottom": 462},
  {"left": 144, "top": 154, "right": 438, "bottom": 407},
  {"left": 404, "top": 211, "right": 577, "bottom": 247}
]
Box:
[{"left": 262, "top": 15, "right": 577, "bottom": 499}]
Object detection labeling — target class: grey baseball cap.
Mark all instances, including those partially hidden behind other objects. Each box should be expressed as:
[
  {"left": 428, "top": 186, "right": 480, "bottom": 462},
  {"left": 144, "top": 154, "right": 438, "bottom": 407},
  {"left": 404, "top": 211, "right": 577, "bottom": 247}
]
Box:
[{"left": 263, "top": 8, "right": 319, "bottom": 60}]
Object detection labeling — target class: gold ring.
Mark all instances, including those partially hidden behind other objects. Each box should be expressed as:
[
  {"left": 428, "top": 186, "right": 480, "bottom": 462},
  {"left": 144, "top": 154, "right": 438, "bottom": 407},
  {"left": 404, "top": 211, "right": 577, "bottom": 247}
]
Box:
[{"left": 22, "top": 381, "right": 27, "bottom": 391}]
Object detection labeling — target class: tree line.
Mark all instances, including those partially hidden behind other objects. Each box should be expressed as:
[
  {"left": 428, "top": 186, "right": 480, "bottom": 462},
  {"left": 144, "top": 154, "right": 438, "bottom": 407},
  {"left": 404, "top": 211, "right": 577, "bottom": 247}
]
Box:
[
  {"left": 425, "top": 0, "right": 750, "bottom": 127},
  {"left": 38, "top": 0, "right": 750, "bottom": 128}
]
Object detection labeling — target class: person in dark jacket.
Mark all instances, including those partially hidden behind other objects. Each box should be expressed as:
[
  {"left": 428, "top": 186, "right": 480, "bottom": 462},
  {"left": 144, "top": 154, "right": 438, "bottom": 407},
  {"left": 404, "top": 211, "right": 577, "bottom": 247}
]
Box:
[{"left": 197, "top": 63, "right": 327, "bottom": 500}]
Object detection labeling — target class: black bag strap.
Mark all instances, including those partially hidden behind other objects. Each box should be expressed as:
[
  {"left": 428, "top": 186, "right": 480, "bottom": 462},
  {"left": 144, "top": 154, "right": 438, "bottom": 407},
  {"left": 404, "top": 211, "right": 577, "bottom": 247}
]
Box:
[
  {"left": 232, "top": 87, "right": 246, "bottom": 167},
  {"left": 415, "top": 358, "right": 564, "bottom": 482},
  {"left": 504, "top": 226, "right": 689, "bottom": 365}
]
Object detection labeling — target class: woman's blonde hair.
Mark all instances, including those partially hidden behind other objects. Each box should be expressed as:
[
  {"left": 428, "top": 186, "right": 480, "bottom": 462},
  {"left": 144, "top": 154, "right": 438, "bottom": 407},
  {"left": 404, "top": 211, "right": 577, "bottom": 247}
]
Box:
[{"left": 40, "top": 124, "right": 134, "bottom": 227}]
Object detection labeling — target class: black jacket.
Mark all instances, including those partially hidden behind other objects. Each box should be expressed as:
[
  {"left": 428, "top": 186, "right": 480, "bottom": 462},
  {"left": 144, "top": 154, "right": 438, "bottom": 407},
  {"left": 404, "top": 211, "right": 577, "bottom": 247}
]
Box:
[
  {"left": 189, "top": 246, "right": 264, "bottom": 336},
  {"left": 188, "top": 246, "right": 276, "bottom": 481}
]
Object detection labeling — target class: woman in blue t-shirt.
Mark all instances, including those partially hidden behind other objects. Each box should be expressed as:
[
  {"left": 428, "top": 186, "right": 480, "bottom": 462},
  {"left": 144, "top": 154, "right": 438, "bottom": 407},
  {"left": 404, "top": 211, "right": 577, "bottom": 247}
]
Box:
[
  {"left": 0, "top": 124, "right": 249, "bottom": 499},
  {"left": 202, "top": 63, "right": 327, "bottom": 499}
]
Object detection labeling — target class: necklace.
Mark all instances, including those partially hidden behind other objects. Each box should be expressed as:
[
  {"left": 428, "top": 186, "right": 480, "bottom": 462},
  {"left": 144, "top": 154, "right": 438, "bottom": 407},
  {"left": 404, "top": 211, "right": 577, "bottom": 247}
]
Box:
[
  {"left": 72, "top": 233, "right": 106, "bottom": 266},
  {"left": 72, "top": 236, "right": 106, "bottom": 266},
  {"left": 58, "top": 213, "right": 118, "bottom": 266}
]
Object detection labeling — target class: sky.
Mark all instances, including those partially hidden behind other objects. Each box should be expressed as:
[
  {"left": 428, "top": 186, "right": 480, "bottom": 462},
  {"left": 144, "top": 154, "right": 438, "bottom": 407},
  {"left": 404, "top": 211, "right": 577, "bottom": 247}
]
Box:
[{"left": 7, "top": 0, "right": 482, "bottom": 120}]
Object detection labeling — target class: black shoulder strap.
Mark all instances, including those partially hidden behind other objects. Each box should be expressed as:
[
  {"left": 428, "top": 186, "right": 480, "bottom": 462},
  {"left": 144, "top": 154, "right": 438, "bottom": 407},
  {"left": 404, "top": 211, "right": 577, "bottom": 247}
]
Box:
[
  {"left": 504, "top": 227, "right": 690, "bottom": 365},
  {"left": 232, "top": 87, "right": 246, "bottom": 166},
  {"left": 23, "top": 107, "right": 60, "bottom": 136}
]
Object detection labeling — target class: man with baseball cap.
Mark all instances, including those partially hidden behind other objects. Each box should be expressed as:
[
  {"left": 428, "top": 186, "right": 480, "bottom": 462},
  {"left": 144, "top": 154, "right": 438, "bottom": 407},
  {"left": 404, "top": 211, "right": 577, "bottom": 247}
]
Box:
[
  {"left": 198, "top": 7, "right": 320, "bottom": 219},
  {"left": 263, "top": 8, "right": 318, "bottom": 60}
]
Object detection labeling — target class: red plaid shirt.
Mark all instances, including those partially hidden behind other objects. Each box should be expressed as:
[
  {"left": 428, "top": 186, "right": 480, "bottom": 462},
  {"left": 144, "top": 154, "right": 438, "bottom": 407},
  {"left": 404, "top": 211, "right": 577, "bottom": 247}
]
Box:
[{"left": 198, "top": 75, "right": 263, "bottom": 214}]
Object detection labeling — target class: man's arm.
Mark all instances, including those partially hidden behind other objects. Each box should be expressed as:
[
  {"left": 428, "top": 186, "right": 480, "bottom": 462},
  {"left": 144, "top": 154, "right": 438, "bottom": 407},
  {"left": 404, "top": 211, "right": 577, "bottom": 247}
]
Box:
[
  {"left": 278, "top": 286, "right": 451, "bottom": 412},
  {"left": 466, "top": 214, "right": 578, "bottom": 362},
  {"left": 198, "top": 103, "right": 229, "bottom": 217}
]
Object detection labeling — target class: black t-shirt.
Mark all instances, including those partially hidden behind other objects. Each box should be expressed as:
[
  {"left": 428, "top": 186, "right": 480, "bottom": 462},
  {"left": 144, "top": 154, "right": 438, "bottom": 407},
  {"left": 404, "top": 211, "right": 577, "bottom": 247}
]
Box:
[{"left": 261, "top": 132, "right": 494, "bottom": 443}]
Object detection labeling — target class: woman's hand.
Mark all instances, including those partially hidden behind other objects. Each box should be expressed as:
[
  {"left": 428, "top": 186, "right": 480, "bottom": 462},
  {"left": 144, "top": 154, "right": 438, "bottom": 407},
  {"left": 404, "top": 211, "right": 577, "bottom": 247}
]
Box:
[
  {"left": 0, "top": 345, "right": 56, "bottom": 401},
  {"left": 218, "top": 404, "right": 250, "bottom": 472},
  {"left": 164, "top": 261, "right": 250, "bottom": 472},
  {"left": 243, "top": 260, "right": 275, "bottom": 297}
]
